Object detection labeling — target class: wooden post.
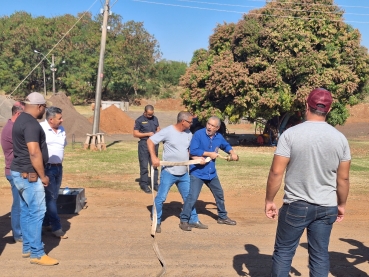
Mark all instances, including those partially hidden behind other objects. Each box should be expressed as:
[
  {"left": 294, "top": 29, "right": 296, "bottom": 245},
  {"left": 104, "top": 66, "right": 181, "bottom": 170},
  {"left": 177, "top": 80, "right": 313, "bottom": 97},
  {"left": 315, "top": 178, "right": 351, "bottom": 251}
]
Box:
[
  {"left": 90, "top": 135, "right": 97, "bottom": 151},
  {"left": 84, "top": 134, "right": 91, "bottom": 150},
  {"left": 84, "top": 133, "right": 105, "bottom": 151},
  {"left": 100, "top": 133, "right": 106, "bottom": 150}
]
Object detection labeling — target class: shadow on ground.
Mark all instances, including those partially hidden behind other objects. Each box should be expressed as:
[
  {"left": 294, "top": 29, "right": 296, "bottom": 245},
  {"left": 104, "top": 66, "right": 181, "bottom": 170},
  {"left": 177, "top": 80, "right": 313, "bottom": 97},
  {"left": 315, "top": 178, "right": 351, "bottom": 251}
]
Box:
[
  {"left": 300, "top": 241, "right": 369, "bottom": 276},
  {"left": 43, "top": 214, "right": 80, "bottom": 254},
  {"left": 233, "top": 244, "right": 301, "bottom": 276},
  {"left": 147, "top": 200, "right": 218, "bottom": 223},
  {"left": 0, "top": 212, "right": 79, "bottom": 256},
  {"left": 0, "top": 212, "right": 17, "bottom": 254}
]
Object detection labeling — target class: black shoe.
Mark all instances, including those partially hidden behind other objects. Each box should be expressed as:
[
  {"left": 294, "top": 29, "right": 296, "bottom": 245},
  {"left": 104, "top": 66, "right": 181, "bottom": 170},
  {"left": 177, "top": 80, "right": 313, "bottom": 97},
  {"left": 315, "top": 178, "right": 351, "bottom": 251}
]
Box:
[
  {"left": 179, "top": 222, "right": 192, "bottom": 231},
  {"left": 141, "top": 186, "right": 152, "bottom": 194},
  {"left": 156, "top": 224, "right": 161, "bottom": 233},
  {"left": 154, "top": 184, "right": 159, "bottom": 192},
  {"left": 189, "top": 221, "right": 208, "bottom": 229},
  {"left": 13, "top": 237, "right": 23, "bottom": 243},
  {"left": 217, "top": 217, "right": 237, "bottom": 225}
]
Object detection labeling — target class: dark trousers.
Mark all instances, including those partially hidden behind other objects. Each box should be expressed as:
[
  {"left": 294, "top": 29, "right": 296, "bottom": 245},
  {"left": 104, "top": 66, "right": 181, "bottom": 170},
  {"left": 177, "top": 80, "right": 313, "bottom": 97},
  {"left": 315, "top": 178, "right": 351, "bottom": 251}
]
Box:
[
  {"left": 138, "top": 140, "right": 158, "bottom": 188},
  {"left": 272, "top": 201, "right": 337, "bottom": 277},
  {"left": 180, "top": 175, "right": 227, "bottom": 222},
  {"left": 43, "top": 164, "right": 63, "bottom": 232}
]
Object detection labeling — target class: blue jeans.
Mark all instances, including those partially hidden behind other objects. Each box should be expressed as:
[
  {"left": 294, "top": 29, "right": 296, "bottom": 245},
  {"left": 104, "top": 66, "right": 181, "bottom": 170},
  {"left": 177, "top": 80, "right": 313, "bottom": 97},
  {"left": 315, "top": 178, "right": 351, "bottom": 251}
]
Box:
[
  {"left": 180, "top": 175, "right": 227, "bottom": 222},
  {"left": 43, "top": 164, "right": 63, "bottom": 231},
  {"left": 6, "top": 175, "right": 22, "bottom": 241},
  {"left": 11, "top": 170, "right": 46, "bottom": 258},
  {"left": 153, "top": 169, "right": 198, "bottom": 224},
  {"left": 272, "top": 201, "right": 338, "bottom": 277}
]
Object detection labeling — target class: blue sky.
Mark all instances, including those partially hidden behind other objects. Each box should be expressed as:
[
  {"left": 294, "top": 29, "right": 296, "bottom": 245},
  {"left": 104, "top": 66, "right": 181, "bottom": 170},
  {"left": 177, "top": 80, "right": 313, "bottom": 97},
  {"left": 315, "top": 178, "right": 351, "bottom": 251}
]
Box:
[{"left": 2, "top": 0, "right": 369, "bottom": 63}]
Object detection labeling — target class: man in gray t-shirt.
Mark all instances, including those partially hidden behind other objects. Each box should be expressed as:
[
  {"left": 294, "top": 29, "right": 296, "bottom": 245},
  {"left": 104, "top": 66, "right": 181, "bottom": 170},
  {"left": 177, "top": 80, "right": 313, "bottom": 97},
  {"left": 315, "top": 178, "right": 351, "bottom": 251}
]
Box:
[
  {"left": 147, "top": 111, "right": 207, "bottom": 233},
  {"left": 265, "top": 88, "right": 351, "bottom": 276}
]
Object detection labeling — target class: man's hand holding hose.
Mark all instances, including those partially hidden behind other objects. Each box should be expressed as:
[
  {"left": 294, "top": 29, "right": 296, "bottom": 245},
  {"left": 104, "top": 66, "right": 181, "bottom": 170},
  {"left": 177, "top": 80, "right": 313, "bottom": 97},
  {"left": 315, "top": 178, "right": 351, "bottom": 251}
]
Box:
[
  {"left": 228, "top": 150, "right": 239, "bottom": 161},
  {"left": 205, "top": 151, "right": 219, "bottom": 160},
  {"left": 151, "top": 155, "right": 161, "bottom": 168},
  {"left": 147, "top": 138, "right": 160, "bottom": 167},
  {"left": 208, "top": 147, "right": 239, "bottom": 162}
]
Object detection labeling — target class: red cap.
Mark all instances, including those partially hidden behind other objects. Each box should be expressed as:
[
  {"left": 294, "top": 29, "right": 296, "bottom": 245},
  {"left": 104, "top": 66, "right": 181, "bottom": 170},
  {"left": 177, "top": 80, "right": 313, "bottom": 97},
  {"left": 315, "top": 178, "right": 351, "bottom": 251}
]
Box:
[{"left": 307, "top": 88, "right": 333, "bottom": 113}]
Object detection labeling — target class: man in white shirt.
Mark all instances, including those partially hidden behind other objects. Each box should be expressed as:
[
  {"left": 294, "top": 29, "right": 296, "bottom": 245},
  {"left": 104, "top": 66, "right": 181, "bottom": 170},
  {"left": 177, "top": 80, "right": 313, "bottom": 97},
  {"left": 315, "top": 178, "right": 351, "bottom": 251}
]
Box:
[{"left": 40, "top": 106, "right": 68, "bottom": 239}]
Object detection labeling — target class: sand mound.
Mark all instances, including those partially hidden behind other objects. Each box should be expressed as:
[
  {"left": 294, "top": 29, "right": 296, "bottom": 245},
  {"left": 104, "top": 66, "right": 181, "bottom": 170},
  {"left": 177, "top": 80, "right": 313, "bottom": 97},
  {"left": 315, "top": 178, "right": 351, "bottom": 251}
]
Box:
[
  {"left": 49, "top": 93, "right": 93, "bottom": 139},
  {"left": 345, "top": 103, "right": 369, "bottom": 123},
  {"left": 88, "top": 105, "right": 134, "bottom": 134},
  {"left": 0, "top": 95, "right": 16, "bottom": 120}
]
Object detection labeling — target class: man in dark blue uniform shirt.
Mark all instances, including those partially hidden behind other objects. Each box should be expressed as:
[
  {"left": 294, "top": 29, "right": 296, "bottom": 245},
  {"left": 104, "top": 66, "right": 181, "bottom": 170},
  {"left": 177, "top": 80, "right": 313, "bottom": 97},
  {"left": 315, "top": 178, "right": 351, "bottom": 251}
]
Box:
[{"left": 133, "top": 105, "right": 160, "bottom": 193}]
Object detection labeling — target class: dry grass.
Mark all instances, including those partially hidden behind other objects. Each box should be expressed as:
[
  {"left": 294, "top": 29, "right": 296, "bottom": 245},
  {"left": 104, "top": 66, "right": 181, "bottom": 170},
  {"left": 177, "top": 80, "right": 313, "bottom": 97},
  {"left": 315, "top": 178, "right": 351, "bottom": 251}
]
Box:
[
  {"left": 74, "top": 105, "right": 94, "bottom": 118},
  {"left": 0, "top": 140, "right": 367, "bottom": 195}
]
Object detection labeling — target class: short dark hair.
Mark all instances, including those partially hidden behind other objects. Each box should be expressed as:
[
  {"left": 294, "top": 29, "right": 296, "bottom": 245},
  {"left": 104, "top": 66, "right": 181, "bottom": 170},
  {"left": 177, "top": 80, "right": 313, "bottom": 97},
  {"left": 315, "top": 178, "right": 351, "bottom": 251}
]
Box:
[
  {"left": 144, "top": 105, "right": 154, "bottom": 112},
  {"left": 46, "top": 106, "right": 62, "bottom": 120},
  {"left": 11, "top": 101, "right": 25, "bottom": 115},
  {"left": 308, "top": 106, "right": 328, "bottom": 117}
]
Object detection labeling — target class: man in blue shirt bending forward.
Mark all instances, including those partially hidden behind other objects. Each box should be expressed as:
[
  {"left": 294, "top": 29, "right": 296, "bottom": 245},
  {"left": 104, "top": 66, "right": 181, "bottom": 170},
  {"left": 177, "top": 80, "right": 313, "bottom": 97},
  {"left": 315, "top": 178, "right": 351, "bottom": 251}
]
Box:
[{"left": 179, "top": 116, "right": 238, "bottom": 231}]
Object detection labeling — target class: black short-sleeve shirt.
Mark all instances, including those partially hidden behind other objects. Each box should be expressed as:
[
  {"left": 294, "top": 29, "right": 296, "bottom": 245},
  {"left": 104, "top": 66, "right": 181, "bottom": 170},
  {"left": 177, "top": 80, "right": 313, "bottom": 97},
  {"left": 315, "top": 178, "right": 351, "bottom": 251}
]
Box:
[
  {"left": 134, "top": 114, "right": 159, "bottom": 141},
  {"left": 11, "top": 112, "right": 48, "bottom": 173}
]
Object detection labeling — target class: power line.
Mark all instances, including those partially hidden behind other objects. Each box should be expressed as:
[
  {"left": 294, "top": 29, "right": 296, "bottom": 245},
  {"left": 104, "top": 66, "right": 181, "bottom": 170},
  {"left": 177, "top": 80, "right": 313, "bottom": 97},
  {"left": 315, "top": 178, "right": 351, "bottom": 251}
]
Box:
[
  {"left": 9, "top": 0, "right": 100, "bottom": 96},
  {"left": 177, "top": 0, "right": 369, "bottom": 16},
  {"left": 241, "top": 0, "right": 369, "bottom": 10},
  {"left": 133, "top": 0, "right": 247, "bottom": 14},
  {"left": 132, "top": 0, "right": 369, "bottom": 24}
]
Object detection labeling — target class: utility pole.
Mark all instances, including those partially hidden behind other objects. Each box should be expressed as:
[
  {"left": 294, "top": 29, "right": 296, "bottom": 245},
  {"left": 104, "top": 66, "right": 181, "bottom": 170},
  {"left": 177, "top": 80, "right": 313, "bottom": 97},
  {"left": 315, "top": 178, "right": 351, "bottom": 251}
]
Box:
[
  {"left": 92, "top": 0, "right": 110, "bottom": 135},
  {"left": 52, "top": 54, "right": 56, "bottom": 94},
  {"left": 42, "top": 63, "right": 46, "bottom": 96}
]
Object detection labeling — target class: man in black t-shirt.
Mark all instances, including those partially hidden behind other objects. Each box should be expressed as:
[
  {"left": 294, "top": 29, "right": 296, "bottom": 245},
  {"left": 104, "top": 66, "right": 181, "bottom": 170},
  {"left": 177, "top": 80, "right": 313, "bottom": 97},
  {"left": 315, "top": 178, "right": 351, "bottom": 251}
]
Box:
[
  {"left": 10, "top": 92, "right": 59, "bottom": 266},
  {"left": 133, "top": 105, "right": 160, "bottom": 193}
]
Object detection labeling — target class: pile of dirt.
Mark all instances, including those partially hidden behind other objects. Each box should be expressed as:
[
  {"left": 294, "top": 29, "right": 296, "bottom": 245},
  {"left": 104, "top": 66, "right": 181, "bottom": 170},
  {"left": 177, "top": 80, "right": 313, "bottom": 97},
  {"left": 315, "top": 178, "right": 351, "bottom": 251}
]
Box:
[
  {"left": 88, "top": 105, "right": 135, "bottom": 134},
  {"left": 49, "top": 93, "right": 93, "bottom": 139},
  {"left": 345, "top": 103, "right": 369, "bottom": 123},
  {"left": 140, "top": 98, "right": 185, "bottom": 111},
  {"left": 0, "top": 95, "right": 15, "bottom": 120}
]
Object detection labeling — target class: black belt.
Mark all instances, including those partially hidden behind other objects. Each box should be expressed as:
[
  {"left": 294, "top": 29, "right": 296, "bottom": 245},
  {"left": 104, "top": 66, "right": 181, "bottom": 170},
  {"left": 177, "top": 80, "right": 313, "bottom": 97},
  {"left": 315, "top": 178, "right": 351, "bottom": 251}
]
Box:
[{"left": 47, "top": 163, "right": 62, "bottom": 166}]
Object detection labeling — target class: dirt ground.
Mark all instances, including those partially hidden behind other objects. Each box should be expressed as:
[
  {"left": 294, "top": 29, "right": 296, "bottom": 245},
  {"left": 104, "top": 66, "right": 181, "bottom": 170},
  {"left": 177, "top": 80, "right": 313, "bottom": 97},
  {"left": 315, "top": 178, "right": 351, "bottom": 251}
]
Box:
[
  {"left": 0, "top": 100, "right": 368, "bottom": 276},
  {"left": 0, "top": 188, "right": 368, "bottom": 277}
]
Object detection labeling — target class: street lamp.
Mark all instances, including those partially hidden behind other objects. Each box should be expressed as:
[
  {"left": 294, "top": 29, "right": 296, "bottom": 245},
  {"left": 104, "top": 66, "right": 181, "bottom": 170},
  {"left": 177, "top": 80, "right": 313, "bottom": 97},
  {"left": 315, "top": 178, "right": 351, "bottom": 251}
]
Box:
[{"left": 34, "top": 50, "right": 57, "bottom": 94}]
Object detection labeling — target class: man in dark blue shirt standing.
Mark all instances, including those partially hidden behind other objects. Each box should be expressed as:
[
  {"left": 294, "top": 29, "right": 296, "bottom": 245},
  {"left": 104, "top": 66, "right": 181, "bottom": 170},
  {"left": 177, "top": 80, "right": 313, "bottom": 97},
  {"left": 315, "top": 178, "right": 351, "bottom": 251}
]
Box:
[
  {"left": 179, "top": 116, "right": 238, "bottom": 231},
  {"left": 133, "top": 105, "right": 160, "bottom": 194}
]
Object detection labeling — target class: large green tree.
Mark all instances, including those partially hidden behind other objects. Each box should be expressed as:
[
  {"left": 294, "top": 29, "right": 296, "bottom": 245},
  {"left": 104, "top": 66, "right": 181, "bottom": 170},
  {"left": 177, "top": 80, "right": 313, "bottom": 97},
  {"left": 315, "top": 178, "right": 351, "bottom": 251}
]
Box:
[
  {"left": 0, "top": 12, "right": 162, "bottom": 103},
  {"left": 146, "top": 59, "right": 188, "bottom": 98},
  {"left": 105, "top": 19, "right": 161, "bottom": 98},
  {"left": 181, "top": 0, "right": 369, "bottom": 125}
]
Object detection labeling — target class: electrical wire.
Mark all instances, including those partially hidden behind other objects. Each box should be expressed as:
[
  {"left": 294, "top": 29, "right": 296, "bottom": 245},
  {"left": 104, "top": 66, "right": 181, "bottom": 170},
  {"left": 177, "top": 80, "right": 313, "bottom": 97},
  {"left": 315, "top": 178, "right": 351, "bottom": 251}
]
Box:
[
  {"left": 111, "top": 0, "right": 119, "bottom": 8},
  {"left": 134, "top": 0, "right": 246, "bottom": 14},
  {"left": 240, "top": 0, "right": 369, "bottom": 10},
  {"left": 8, "top": 0, "right": 100, "bottom": 98},
  {"left": 132, "top": 0, "right": 369, "bottom": 23},
  {"left": 177, "top": 0, "right": 369, "bottom": 16}
]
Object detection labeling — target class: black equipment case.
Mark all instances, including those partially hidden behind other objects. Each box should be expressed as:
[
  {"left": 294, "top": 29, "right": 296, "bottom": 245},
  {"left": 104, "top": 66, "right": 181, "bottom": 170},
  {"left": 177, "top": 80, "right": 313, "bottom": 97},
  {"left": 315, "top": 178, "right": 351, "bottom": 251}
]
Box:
[{"left": 56, "top": 188, "right": 87, "bottom": 214}]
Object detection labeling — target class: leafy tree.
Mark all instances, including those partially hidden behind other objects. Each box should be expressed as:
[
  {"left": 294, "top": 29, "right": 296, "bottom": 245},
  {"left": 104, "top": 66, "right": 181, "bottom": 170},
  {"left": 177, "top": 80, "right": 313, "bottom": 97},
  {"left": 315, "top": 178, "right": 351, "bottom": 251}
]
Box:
[
  {"left": 180, "top": 0, "right": 369, "bottom": 125},
  {"left": 144, "top": 59, "right": 187, "bottom": 98},
  {"left": 0, "top": 12, "right": 163, "bottom": 103},
  {"left": 153, "top": 60, "right": 187, "bottom": 86},
  {"left": 106, "top": 19, "right": 161, "bottom": 98}
]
